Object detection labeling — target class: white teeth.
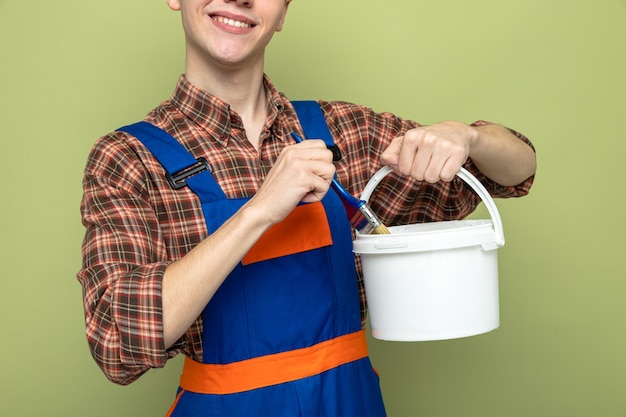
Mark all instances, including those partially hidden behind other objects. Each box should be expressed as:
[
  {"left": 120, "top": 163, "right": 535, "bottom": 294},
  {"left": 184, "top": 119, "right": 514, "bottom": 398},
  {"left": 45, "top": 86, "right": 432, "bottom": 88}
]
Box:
[{"left": 214, "top": 16, "right": 252, "bottom": 28}]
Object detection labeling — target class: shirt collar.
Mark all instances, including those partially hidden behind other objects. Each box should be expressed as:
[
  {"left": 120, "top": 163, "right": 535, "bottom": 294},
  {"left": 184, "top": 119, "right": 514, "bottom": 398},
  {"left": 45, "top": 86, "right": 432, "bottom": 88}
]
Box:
[{"left": 170, "top": 74, "right": 286, "bottom": 147}]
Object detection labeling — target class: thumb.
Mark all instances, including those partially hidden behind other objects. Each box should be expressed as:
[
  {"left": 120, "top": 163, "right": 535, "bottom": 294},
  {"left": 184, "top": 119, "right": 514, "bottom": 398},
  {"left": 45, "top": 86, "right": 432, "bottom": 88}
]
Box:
[{"left": 381, "top": 137, "right": 402, "bottom": 170}]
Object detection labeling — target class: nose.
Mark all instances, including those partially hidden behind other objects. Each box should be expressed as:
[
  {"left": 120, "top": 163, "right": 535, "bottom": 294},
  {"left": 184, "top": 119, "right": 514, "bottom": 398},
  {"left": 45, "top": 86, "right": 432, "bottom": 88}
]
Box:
[{"left": 225, "top": 0, "right": 253, "bottom": 6}]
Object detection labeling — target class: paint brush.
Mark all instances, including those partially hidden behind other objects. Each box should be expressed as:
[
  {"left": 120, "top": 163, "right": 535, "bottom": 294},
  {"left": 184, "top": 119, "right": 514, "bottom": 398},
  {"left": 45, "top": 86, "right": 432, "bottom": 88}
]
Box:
[{"left": 291, "top": 133, "right": 391, "bottom": 234}]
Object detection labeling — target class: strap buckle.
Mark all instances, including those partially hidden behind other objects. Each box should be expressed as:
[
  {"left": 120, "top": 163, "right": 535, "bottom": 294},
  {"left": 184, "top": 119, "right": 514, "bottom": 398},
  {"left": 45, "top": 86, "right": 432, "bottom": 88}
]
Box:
[
  {"left": 165, "top": 157, "right": 211, "bottom": 190},
  {"left": 327, "top": 145, "right": 342, "bottom": 162}
]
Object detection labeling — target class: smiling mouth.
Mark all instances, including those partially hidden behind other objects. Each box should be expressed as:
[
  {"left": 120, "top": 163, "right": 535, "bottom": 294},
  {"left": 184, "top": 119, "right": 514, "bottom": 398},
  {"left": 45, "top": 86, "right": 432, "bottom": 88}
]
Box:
[{"left": 212, "top": 16, "right": 254, "bottom": 29}]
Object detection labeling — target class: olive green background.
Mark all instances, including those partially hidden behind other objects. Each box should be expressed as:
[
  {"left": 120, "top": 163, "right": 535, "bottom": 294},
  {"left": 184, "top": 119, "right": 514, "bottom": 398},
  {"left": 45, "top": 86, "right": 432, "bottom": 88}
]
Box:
[{"left": 1, "top": 1, "right": 625, "bottom": 416}]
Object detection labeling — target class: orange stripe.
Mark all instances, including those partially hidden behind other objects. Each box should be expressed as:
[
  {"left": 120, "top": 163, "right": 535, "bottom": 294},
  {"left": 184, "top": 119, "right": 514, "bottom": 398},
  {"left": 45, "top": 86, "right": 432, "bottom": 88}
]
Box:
[
  {"left": 164, "top": 389, "right": 185, "bottom": 417},
  {"left": 180, "top": 330, "right": 368, "bottom": 395}
]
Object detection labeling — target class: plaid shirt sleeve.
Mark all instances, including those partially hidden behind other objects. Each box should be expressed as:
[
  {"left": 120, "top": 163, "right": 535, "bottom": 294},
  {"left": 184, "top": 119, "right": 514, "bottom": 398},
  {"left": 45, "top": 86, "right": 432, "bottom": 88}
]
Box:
[
  {"left": 78, "top": 133, "right": 177, "bottom": 385},
  {"left": 319, "top": 101, "right": 535, "bottom": 226}
]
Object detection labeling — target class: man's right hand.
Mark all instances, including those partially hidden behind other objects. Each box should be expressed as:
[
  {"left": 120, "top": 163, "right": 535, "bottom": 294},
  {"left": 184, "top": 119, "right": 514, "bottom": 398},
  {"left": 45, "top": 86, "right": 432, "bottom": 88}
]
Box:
[{"left": 250, "top": 139, "right": 336, "bottom": 226}]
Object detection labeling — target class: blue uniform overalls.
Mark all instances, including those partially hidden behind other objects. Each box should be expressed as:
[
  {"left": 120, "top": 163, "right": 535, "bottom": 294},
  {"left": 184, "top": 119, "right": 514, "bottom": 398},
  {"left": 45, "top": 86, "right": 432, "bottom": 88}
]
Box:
[{"left": 119, "top": 102, "right": 386, "bottom": 417}]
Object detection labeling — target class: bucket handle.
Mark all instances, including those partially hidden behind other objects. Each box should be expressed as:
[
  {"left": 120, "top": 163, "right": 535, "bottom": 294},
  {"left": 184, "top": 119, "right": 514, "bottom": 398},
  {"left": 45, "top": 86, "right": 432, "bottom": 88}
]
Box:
[{"left": 360, "top": 166, "right": 505, "bottom": 249}]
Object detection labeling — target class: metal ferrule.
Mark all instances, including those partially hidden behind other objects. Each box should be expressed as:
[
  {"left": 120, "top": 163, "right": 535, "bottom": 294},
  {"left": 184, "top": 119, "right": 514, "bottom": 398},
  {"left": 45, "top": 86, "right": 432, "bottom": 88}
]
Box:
[{"left": 357, "top": 204, "right": 383, "bottom": 234}]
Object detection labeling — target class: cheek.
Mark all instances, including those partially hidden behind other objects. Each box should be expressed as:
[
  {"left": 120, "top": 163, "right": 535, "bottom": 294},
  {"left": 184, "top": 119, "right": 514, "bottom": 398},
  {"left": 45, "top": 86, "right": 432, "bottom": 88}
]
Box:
[{"left": 181, "top": 12, "right": 211, "bottom": 44}]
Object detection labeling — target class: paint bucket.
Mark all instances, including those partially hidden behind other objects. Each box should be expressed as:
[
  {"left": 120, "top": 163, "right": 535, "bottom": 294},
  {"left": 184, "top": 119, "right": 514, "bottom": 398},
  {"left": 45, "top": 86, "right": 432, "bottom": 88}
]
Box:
[{"left": 352, "top": 167, "right": 505, "bottom": 341}]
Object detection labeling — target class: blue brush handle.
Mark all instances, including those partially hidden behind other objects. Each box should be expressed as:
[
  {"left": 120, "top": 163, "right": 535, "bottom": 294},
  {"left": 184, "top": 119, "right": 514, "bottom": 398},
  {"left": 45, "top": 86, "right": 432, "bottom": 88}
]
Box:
[
  {"left": 290, "top": 133, "right": 364, "bottom": 210},
  {"left": 331, "top": 178, "right": 364, "bottom": 209}
]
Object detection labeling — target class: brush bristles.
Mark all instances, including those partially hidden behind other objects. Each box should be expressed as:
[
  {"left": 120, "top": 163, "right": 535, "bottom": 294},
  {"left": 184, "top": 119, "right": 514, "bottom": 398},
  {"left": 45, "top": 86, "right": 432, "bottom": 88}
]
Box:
[
  {"left": 353, "top": 204, "right": 392, "bottom": 234},
  {"left": 372, "top": 223, "right": 392, "bottom": 234}
]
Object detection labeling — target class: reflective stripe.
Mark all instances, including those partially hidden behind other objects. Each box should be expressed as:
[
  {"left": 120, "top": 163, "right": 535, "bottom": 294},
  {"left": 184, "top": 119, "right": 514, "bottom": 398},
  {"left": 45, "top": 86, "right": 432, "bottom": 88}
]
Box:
[{"left": 180, "top": 330, "right": 368, "bottom": 395}]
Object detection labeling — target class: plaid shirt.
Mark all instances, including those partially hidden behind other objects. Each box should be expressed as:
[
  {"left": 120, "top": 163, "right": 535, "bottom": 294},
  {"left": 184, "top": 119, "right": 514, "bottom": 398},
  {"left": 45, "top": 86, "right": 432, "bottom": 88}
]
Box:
[{"left": 78, "top": 75, "right": 534, "bottom": 384}]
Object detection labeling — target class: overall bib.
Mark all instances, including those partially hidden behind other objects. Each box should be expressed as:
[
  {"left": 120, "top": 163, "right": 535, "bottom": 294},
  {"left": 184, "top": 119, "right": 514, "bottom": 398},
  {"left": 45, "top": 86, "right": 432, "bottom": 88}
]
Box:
[{"left": 119, "top": 102, "right": 386, "bottom": 417}]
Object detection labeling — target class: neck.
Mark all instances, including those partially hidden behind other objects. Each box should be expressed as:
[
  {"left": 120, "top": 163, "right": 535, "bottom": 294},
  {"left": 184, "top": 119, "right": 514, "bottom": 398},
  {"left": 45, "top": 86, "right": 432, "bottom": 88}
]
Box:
[
  {"left": 185, "top": 60, "right": 269, "bottom": 149},
  {"left": 190, "top": 66, "right": 265, "bottom": 110}
]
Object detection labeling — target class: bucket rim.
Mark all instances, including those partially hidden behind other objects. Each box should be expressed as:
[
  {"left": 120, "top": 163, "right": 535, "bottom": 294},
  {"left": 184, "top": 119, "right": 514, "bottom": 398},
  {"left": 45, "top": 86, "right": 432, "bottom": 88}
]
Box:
[{"left": 353, "top": 219, "right": 500, "bottom": 253}]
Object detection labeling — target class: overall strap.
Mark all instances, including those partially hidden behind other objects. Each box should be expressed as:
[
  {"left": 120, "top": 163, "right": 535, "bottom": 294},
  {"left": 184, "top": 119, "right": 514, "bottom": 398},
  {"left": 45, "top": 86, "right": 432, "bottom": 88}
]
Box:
[
  {"left": 117, "top": 121, "right": 227, "bottom": 201},
  {"left": 119, "top": 101, "right": 338, "bottom": 197},
  {"left": 292, "top": 101, "right": 342, "bottom": 161}
]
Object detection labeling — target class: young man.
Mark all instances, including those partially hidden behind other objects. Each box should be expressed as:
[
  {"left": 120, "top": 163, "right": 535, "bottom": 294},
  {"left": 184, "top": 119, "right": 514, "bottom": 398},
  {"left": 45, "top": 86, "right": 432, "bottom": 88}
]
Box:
[{"left": 78, "top": 0, "right": 536, "bottom": 415}]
